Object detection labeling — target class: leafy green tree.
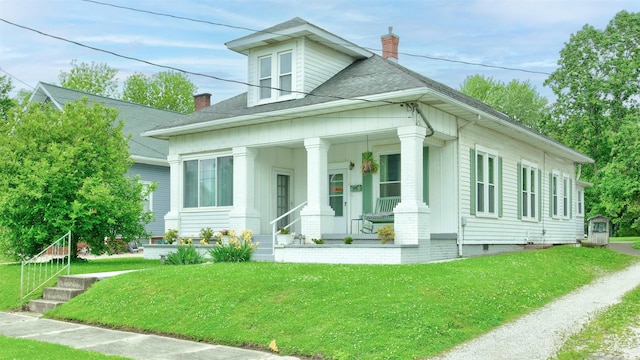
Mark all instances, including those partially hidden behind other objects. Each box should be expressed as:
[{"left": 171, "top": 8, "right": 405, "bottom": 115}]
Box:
[
  {"left": 59, "top": 60, "right": 118, "bottom": 98},
  {"left": 0, "top": 100, "right": 154, "bottom": 260},
  {"left": 0, "top": 75, "right": 14, "bottom": 120},
  {"left": 592, "top": 121, "right": 640, "bottom": 236},
  {"left": 544, "top": 10, "right": 640, "bottom": 234},
  {"left": 123, "top": 71, "right": 196, "bottom": 113},
  {"left": 460, "top": 74, "right": 549, "bottom": 132}
]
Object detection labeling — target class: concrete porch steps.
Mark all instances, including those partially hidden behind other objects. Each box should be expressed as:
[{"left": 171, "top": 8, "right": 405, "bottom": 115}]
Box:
[{"left": 28, "top": 271, "right": 134, "bottom": 314}]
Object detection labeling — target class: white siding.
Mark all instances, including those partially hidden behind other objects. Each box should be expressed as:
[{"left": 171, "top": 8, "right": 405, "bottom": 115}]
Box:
[
  {"left": 459, "top": 122, "right": 580, "bottom": 246},
  {"left": 302, "top": 39, "right": 353, "bottom": 93}
]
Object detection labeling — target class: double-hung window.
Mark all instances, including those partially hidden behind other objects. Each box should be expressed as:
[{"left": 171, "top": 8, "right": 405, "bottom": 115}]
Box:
[
  {"left": 183, "top": 156, "right": 233, "bottom": 208},
  {"left": 474, "top": 146, "right": 499, "bottom": 216},
  {"left": 551, "top": 171, "right": 559, "bottom": 217},
  {"left": 563, "top": 175, "right": 569, "bottom": 218},
  {"left": 379, "top": 153, "right": 401, "bottom": 197},
  {"left": 577, "top": 189, "right": 584, "bottom": 217},
  {"left": 257, "top": 50, "right": 293, "bottom": 102},
  {"left": 520, "top": 161, "right": 539, "bottom": 221}
]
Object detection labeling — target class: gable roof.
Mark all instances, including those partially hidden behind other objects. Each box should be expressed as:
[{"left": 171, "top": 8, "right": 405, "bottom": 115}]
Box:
[
  {"left": 144, "top": 18, "right": 593, "bottom": 164},
  {"left": 226, "top": 17, "right": 371, "bottom": 59},
  {"left": 30, "top": 82, "right": 177, "bottom": 165}
]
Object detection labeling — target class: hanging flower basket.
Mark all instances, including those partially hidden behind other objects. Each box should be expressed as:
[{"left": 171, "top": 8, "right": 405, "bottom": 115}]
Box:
[{"left": 361, "top": 151, "right": 379, "bottom": 174}]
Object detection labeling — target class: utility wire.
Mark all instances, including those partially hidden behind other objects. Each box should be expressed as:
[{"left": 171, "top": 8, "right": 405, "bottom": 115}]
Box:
[
  {"left": 0, "top": 67, "right": 35, "bottom": 89},
  {"left": 81, "top": 0, "right": 552, "bottom": 76},
  {"left": 0, "top": 17, "right": 394, "bottom": 105}
]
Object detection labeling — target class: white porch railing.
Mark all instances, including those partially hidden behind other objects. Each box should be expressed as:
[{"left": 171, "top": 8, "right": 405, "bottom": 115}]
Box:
[
  {"left": 269, "top": 201, "right": 307, "bottom": 255},
  {"left": 20, "top": 231, "right": 71, "bottom": 307}
]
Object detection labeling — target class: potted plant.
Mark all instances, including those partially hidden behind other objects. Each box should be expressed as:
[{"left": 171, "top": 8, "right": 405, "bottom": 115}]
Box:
[
  {"left": 377, "top": 224, "right": 394, "bottom": 244},
  {"left": 277, "top": 227, "right": 295, "bottom": 245},
  {"left": 199, "top": 227, "right": 214, "bottom": 245},
  {"left": 343, "top": 236, "right": 353, "bottom": 244},
  {"left": 361, "top": 151, "right": 379, "bottom": 174},
  {"left": 163, "top": 229, "right": 179, "bottom": 245}
]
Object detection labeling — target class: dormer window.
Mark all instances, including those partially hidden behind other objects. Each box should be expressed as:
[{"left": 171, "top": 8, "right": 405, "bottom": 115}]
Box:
[{"left": 255, "top": 47, "right": 295, "bottom": 104}]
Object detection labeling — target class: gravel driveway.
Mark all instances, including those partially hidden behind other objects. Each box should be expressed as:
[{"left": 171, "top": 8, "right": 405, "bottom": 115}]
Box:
[{"left": 430, "top": 244, "right": 640, "bottom": 360}]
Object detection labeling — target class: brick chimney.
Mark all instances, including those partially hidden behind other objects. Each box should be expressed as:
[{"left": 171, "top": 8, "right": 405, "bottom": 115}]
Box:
[
  {"left": 194, "top": 93, "right": 211, "bottom": 111},
  {"left": 381, "top": 26, "right": 399, "bottom": 62}
]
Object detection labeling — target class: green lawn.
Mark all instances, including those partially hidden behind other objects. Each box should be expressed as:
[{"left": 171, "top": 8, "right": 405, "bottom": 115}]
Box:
[
  {"left": 42, "top": 246, "right": 636, "bottom": 359},
  {"left": 610, "top": 236, "right": 640, "bottom": 242},
  {"left": 0, "top": 335, "right": 129, "bottom": 360},
  {"left": 0, "top": 257, "right": 162, "bottom": 311}
]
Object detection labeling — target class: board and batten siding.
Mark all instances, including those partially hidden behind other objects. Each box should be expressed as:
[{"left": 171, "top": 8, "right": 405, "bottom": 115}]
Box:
[
  {"left": 128, "top": 163, "right": 169, "bottom": 238},
  {"left": 459, "top": 123, "right": 579, "bottom": 245}
]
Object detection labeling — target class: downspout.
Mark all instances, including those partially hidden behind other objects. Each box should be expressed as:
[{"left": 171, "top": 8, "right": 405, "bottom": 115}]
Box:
[{"left": 408, "top": 102, "right": 435, "bottom": 137}]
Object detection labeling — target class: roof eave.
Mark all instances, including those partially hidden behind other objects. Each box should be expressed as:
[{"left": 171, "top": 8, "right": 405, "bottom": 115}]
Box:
[{"left": 226, "top": 23, "right": 372, "bottom": 59}]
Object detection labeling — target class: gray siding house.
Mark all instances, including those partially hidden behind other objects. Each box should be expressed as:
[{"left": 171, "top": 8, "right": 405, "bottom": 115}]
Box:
[{"left": 29, "top": 82, "right": 177, "bottom": 240}]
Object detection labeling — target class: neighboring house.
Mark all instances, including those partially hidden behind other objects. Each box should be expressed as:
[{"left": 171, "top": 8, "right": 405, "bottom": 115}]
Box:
[
  {"left": 29, "top": 82, "right": 177, "bottom": 241},
  {"left": 143, "top": 18, "right": 593, "bottom": 264}
]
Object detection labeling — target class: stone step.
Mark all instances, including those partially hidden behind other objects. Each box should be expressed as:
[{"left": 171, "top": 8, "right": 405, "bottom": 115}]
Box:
[
  {"left": 43, "top": 287, "right": 85, "bottom": 301},
  {"left": 56, "top": 275, "right": 98, "bottom": 290},
  {"left": 28, "top": 299, "right": 66, "bottom": 313}
]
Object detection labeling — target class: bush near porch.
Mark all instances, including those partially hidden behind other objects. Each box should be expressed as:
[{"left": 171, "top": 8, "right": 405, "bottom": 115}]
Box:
[{"left": 45, "top": 246, "right": 637, "bottom": 359}]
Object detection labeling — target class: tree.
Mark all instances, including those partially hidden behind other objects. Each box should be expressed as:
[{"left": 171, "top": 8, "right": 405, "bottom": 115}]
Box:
[
  {"left": 592, "top": 121, "right": 640, "bottom": 236},
  {"left": 544, "top": 10, "right": 640, "bottom": 234},
  {"left": 460, "top": 74, "right": 549, "bottom": 132},
  {"left": 59, "top": 60, "right": 118, "bottom": 98},
  {"left": 0, "top": 100, "right": 154, "bottom": 260},
  {"left": 0, "top": 75, "right": 14, "bottom": 120},
  {"left": 123, "top": 71, "right": 197, "bottom": 113}
]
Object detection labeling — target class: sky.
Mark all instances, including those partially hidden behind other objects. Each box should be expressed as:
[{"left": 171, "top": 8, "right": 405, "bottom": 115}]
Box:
[{"left": 1, "top": 0, "right": 638, "bottom": 105}]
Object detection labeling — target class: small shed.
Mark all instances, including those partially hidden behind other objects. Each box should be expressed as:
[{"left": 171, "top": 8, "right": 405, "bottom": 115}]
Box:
[{"left": 586, "top": 215, "right": 610, "bottom": 246}]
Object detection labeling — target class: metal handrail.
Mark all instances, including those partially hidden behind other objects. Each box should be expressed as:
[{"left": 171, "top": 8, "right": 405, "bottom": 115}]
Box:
[
  {"left": 270, "top": 201, "right": 307, "bottom": 254},
  {"left": 20, "top": 231, "right": 71, "bottom": 307}
]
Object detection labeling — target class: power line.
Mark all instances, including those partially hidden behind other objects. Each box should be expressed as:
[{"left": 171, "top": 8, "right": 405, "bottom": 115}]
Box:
[
  {"left": 0, "top": 67, "right": 35, "bottom": 89},
  {"left": 0, "top": 17, "right": 394, "bottom": 105},
  {"left": 81, "top": 0, "right": 552, "bottom": 77}
]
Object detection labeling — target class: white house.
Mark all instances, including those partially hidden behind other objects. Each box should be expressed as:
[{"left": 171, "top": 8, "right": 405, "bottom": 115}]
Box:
[{"left": 143, "top": 18, "right": 593, "bottom": 264}]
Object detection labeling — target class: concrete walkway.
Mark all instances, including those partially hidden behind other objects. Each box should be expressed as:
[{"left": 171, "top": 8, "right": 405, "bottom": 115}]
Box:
[{"left": 0, "top": 312, "right": 298, "bottom": 360}]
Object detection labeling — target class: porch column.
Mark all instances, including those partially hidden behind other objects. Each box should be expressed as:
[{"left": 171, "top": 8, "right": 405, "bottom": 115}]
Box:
[
  {"left": 394, "top": 126, "right": 430, "bottom": 252},
  {"left": 229, "top": 147, "right": 261, "bottom": 233},
  {"left": 164, "top": 154, "right": 181, "bottom": 233},
  {"left": 300, "top": 138, "right": 334, "bottom": 241}
]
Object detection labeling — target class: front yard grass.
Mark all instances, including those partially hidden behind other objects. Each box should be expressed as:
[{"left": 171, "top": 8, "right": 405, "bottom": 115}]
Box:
[
  {"left": 0, "top": 257, "right": 161, "bottom": 311},
  {"left": 45, "top": 246, "right": 637, "bottom": 359}
]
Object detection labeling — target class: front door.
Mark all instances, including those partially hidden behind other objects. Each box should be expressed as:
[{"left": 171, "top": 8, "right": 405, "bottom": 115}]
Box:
[
  {"left": 329, "top": 170, "right": 347, "bottom": 233},
  {"left": 276, "top": 173, "right": 291, "bottom": 229}
]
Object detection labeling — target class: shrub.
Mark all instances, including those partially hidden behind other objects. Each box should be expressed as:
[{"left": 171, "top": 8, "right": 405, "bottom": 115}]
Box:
[
  {"left": 312, "top": 238, "right": 324, "bottom": 244},
  {"left": 163, "top": 229, "right": 179, "bottom": 244},
  {"left": 343, "top": 236, "right": 353, "bottom": 244},
  {"left": 164, "top": 245, "right": 204, "bottom": 265},
  {"left": 208, "top": 229, "right": 259, "bottom": 262},
  {"left": 377, "top": 225, "right": 394, "bottom": 244}
]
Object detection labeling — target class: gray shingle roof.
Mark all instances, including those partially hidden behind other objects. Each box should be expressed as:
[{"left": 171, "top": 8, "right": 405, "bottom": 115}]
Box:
[
  {"left": 151, "top": 54, "right": 514, "bottom": 131},
  {"left": 34, "top": 83, "right": 178, "bottom": 161}
]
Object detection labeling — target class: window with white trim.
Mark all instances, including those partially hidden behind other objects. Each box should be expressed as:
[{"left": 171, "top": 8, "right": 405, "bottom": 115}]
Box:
[
  {"left": 551, "top": 171, "right": 559, "bottom": 217},
  {"left": 563, "top": 175, "right": 570, "bottom": 218},
  {"left": 476, "top": 146, "right": 498, "bottom": 216},
  {"left": 257, "top": 50, "right": 294, "bottom": 103},
  {"left": 577, "top": 189, "right": 584, "bottom": 216},
  {"left": 380, "top": 153, "right": 401, "bottom": 197},
  {"left": 520, "top": 161, "right": 538, "bottom": 221},
  {"left": 183, "top": 156, "right": 233, "bottom": 208}
]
